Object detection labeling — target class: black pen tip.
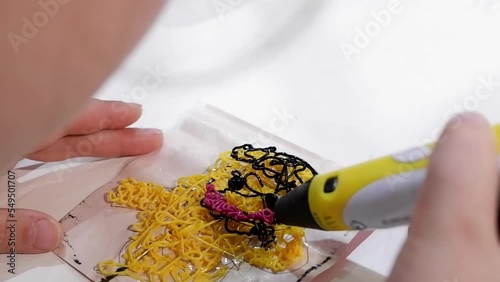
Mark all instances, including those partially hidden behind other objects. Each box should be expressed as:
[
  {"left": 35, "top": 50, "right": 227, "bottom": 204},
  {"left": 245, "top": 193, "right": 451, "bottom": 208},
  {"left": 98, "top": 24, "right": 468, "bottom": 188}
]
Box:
[{"left": 274, "top": 182, "right": 323, "bottom": 230}]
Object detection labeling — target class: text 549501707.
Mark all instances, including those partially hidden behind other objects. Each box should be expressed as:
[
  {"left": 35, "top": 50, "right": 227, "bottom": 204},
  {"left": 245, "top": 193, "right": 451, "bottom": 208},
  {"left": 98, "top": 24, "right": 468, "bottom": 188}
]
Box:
[{"left": 6, "top": 170, "right": 16, "bottom": 274}]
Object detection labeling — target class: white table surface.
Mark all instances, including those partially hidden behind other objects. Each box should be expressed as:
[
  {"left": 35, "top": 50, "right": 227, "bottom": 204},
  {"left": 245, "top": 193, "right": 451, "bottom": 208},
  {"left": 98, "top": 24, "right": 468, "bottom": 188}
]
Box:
[{"left": 5, "top": 0, "right": 500, "bottom": 281}]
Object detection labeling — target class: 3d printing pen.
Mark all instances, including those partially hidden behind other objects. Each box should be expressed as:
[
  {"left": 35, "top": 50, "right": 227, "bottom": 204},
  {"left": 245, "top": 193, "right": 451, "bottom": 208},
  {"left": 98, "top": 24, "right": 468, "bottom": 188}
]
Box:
[{"left": 274, "top": 125, "right": 500, "bottom": 231}]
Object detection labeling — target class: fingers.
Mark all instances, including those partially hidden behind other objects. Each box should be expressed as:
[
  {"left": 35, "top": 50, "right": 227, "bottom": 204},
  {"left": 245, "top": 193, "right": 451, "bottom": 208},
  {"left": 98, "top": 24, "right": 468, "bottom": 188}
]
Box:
[
  {"left": 65, "top": 99, "right": 143, "bottom": 135},
  {"left": 26, "top": 128, "right": 164, "bottom": 162},
  {"left": 410, "top": 112, "right": 498, "bottom": 243},
  {"left": 0, "top": 209, "right": 62, "bottom": 254},
  {"left": 28, "top": 99, "right": 144, "bottom": 153}
]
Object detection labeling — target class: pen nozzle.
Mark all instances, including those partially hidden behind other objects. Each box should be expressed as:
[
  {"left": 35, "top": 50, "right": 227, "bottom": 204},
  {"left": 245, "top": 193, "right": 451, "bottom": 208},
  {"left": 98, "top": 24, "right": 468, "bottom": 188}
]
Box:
[{"left": 274, "top": 181, "right": 323, "bottom": 230}]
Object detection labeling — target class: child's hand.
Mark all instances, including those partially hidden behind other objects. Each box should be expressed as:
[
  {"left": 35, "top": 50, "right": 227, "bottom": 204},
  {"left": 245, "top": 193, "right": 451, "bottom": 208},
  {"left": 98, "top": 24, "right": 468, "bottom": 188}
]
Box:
[
  {"left": 389, "top": 112, "right": 500, "bottom": 282},
  {"left": 0, "top": 99, "right": 162, "bottom": 254},
  {"left": 26, "top": 99, "right": 163, "bottom": 161}
]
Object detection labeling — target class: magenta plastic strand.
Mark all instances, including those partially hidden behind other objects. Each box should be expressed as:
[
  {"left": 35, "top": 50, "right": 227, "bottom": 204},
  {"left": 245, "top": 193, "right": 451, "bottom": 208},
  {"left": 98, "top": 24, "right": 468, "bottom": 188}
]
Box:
[{"left": 203, "top": 184, "right": 274, "bottom": 224}]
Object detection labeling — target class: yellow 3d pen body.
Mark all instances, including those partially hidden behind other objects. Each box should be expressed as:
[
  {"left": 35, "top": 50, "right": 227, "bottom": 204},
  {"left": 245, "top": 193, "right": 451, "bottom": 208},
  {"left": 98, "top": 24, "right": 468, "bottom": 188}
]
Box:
[{"left": 274, "top": 124, "right": 500, "bottom": 231}]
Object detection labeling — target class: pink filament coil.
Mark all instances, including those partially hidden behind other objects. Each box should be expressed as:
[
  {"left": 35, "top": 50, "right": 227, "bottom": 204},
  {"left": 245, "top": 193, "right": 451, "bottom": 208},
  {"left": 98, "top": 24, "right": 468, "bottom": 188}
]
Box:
[{"left": 202, "top": 184, "right": 275, "bottom": 224}]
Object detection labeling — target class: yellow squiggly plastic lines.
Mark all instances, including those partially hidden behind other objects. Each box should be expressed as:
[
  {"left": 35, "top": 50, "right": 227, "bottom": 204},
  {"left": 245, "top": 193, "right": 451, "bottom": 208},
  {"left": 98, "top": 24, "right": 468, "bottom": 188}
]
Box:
[{"left": 97, "top": 148, "right": 314, "bottom": 282}]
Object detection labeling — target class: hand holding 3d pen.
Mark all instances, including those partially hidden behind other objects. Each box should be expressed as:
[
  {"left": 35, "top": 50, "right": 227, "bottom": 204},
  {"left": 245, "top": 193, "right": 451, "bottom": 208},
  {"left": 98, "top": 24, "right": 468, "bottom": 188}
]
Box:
[
  {"left": 2, "top": 1, "right": 500, "bottom": 281},
  {"left": 274, "top": 112, "right": 500, "bottom": 282}
]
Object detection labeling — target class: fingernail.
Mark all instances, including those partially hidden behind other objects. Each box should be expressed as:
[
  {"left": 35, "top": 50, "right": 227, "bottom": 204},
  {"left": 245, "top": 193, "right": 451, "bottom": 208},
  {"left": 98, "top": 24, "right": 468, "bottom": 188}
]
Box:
[
  {"left": 459, "top": 112, "right": 488, "bottom": 125},
  {"left": 448, "top": 112, "right": 488, "bottom": 130},
  {"left": 139, "top": 128, "right": 163, "bottom": 136},
  {"left": 439, "top": 112, "right": 489, "bottom": 144},
  {"left": 129, "top": 103, "right": 142, "bottom": 109},
  {"left": 31, "top": 219, "right": 61, "bottom": 251}
]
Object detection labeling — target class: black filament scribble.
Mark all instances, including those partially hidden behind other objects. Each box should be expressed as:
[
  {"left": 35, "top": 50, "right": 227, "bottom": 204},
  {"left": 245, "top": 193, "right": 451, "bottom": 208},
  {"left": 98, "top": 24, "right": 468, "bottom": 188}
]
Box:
[{"left": 201, "top": 144, "right": 318, "bottom": 248}]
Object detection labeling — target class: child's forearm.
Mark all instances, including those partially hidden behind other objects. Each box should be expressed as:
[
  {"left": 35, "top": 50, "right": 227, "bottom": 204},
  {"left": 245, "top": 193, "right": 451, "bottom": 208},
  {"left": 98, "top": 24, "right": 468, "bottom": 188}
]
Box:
[{"left": 0, "top": 0, "right": 165, "bottom": 170}]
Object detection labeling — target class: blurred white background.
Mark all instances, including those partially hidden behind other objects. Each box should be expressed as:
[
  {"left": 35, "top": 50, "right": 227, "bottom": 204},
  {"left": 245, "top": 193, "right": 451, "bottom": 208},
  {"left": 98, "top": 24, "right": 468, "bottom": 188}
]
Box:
[{"left": 7, "top": 0, "right": 500, "bottom": 280}]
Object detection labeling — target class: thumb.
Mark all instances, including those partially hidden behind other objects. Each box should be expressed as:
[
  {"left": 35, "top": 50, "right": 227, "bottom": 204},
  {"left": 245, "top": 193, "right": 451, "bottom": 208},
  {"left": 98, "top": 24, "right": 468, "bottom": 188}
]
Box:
[
  {"left": 410, "top": 112, "right": 498, "bottom": 243},
  {"left": 0, "top": 209, "right": 62, "bottom": 254}
]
